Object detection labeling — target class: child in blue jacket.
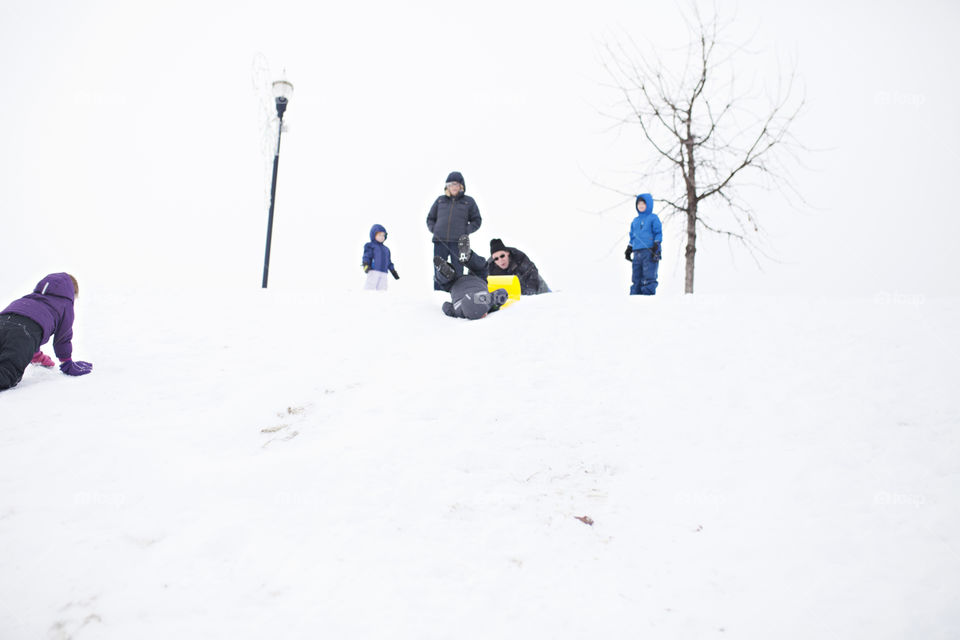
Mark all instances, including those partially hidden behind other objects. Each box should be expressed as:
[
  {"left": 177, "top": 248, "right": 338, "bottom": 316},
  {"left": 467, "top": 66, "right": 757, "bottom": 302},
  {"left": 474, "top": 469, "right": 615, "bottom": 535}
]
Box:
[
  {"left": 362, "top": 224, "right": 399, "bottom": 290},
  {"left": 624, "top": 193, "right": 662, "bottom": 295}
]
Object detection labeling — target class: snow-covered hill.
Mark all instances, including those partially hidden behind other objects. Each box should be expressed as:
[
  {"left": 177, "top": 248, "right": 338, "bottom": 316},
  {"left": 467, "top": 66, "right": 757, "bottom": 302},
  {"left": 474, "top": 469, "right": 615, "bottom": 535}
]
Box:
[{"left": 1, "top": 288, "right": 957, "bottom": 638}]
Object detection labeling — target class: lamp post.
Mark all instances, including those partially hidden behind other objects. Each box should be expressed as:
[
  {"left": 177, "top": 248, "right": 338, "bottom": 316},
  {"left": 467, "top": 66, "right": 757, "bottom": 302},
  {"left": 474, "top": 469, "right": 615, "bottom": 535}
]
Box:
[{"left": 262, "top": 76, "right": 294, "bottom": 288}]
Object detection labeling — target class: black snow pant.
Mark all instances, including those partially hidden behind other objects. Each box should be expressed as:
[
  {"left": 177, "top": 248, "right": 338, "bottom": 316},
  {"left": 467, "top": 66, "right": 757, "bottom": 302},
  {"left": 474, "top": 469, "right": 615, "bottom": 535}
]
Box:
[
  {"left": 433, "top": 241, "right": 463, "bottom": 290},
  {"left": 0, "top": 313, "right": 43, "bottom": 391}
]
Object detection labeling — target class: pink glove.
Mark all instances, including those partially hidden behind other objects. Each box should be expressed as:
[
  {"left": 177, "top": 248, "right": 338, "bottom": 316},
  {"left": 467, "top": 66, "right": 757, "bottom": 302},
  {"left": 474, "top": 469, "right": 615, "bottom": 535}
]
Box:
[{"left": 31, "top": 351, "right": 56, "bottom": 367}]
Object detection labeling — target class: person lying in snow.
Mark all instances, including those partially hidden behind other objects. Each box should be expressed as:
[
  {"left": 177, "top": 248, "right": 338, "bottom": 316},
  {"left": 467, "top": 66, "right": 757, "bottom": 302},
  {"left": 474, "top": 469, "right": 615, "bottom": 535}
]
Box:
[
  {"left": 486, "top": 238, "right": 550, "bottom": 295},
  {"left": 433, "top": 236, "right": 508, "bottom": 320},
  {"left": 0, "top": 273, "right": 93, "bottom": 391}
]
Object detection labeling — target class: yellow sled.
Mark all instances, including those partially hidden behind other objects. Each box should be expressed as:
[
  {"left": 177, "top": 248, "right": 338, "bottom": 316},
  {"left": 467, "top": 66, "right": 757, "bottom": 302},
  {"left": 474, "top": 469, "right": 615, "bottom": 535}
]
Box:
[{"left": 487, "top": 275, "right": 521, "bottom": 308}]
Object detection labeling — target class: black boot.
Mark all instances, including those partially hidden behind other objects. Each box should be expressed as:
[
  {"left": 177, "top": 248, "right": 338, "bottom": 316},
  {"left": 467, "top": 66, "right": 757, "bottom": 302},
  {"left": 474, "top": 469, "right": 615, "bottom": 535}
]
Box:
[
  {"left": 457, "top": 234, "right": 471, "bottom": 263},
  {"left": 434, "top": 256, "right": 456, "bottom": 280}
]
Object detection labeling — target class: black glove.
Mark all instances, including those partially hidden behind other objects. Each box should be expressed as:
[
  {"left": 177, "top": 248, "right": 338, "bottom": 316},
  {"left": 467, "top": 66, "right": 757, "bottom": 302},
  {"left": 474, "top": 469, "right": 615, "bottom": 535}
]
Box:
[
  {"left": 651, "top": 242, "right": 661, "bottom": 262},
  {"left": 624, "top": 245, "right": 633, "bottom": 261},
  {"left": 363, "top": 263, "right": 370, "bottom": 273},
  {"left": 390, "top": 268, "right": 399, "bottom": 280}
]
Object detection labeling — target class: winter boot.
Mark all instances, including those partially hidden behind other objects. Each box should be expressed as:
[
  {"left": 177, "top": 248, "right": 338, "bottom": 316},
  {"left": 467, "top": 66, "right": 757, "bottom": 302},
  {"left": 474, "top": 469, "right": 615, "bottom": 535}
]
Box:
[
  {"left": 457, "top": 234, "right": 471, "bottom": 263},
  {"left": 434, "top": 256, "right": 456, "bottom": 280}
]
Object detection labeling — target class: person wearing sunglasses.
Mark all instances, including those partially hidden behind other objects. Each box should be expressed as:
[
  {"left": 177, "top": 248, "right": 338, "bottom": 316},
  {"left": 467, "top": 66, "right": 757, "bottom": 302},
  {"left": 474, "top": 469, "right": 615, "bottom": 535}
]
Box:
[
  {"left": 425, "top": 171, "right": 482, "bottom": 290},
  {"left": 486, "top": 238, "right": 550, "bottom": 295}
]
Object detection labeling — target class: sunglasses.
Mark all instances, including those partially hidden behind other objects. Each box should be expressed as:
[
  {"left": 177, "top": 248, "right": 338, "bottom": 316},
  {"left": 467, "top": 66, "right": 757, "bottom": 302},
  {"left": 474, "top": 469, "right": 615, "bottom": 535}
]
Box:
[{"left": 492, "top": 253, "right": 509, "bottom": 261}]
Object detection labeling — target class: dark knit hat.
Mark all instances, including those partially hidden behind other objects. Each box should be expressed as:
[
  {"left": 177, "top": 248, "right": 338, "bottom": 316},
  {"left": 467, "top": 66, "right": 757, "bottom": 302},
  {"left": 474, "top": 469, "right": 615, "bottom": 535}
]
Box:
[{"left": 490, "top": 238, "right": 507, "bottom": 255}]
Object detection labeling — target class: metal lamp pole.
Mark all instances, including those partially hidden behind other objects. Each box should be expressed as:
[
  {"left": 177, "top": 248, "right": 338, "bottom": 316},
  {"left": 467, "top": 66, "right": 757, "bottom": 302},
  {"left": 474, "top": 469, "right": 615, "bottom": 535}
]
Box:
[{"left": 262, "top": 77, "right": 294, "bottom": 288}]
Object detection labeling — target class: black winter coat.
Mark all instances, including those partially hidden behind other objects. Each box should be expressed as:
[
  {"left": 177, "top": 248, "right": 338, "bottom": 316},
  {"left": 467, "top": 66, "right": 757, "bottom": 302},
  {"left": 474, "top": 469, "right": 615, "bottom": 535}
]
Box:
[
  {"left": 443, "top": 275, "right": 493, "bottom": 320},
  {"left": 426, "top": 194, "right": 482, "bottom": 242},
  {"left": 487, "top": 247, "right": 548, "bottom": 295}
]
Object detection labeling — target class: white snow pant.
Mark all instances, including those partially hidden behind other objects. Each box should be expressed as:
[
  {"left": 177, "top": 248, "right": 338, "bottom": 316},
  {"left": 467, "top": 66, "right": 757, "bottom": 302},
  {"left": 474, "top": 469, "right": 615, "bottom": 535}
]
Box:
[{"left": 364, "top": 270, "right": 389, "bottom": 290}]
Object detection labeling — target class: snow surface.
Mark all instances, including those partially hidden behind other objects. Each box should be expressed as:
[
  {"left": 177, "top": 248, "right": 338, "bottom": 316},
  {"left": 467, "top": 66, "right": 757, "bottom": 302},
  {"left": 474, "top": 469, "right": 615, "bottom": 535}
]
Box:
[{"left": 1, "top": 287, "right": 958, "bottom": 638}]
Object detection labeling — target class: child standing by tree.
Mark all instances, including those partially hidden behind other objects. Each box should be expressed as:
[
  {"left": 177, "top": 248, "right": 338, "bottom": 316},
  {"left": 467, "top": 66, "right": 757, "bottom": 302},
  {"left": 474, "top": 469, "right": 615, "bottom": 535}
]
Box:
[
  {"left": 362, "top": 224, "right": 399, "bottom": 290},
  {"left": 625, "top": 193, "right": 663, "bottom": 295},
  {"left": 0, "top": 272, "right": 93, "bottom": 390}
]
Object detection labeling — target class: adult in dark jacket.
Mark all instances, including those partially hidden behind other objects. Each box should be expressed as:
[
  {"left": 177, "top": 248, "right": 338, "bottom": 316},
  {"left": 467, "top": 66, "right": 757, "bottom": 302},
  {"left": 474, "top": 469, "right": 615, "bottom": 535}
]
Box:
[
  {"left": 487, "top": 238, "right": 550, "bottom": 295},
  {"left": 0, "top": 273, "right": 93, "bottom": 390},
  {"left": 426, "top": 171, "right": 481, "bottom": 289},
  {"left": 433, "top": 252, "right": 507, "bottom": 320}
]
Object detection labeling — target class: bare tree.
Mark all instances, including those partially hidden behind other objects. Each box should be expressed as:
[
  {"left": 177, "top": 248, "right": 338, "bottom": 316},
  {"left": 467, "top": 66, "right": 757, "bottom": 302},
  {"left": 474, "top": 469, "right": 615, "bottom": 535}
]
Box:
[{"left": 601, "top": 7, "right": 806, "bottom": 294}]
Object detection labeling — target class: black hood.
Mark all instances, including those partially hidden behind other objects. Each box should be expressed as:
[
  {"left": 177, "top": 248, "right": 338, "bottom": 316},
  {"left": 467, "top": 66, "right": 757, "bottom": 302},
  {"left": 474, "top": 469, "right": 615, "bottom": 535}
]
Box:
[{"left": 445, "top": 171, "right": 465, "bottom": 193}]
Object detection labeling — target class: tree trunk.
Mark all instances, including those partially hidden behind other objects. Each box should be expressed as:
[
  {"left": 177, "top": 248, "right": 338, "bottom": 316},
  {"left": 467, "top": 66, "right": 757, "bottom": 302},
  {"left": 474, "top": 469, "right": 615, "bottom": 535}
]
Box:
[
  {"left": 684, "top": 137, "right": 697, "bottom": 294},
  {"left": 684, "top": 204, "right": 697, "bottom": 294}
]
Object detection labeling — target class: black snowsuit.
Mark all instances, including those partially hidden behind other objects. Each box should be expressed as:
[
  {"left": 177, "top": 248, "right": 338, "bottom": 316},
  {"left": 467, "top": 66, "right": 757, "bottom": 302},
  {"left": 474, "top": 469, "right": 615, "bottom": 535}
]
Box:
[
  {"left": 435, "top": 253, "right": 504, "bottom": 320},
  {"left": 487, "top": 247, "right": 549, "bottom": 295},
  {"left": 441, "top": 275, "right": 495, "bottom": 320}
]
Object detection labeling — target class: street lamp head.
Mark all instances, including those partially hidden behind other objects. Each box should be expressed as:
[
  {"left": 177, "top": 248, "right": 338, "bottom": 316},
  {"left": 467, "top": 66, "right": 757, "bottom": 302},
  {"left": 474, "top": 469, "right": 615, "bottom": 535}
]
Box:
[
  {"left": 272, "top": 76, "right": 294, "bottom": 118},
  {"left": 272, "top": 78, "right": 293, "bottom": 100}
]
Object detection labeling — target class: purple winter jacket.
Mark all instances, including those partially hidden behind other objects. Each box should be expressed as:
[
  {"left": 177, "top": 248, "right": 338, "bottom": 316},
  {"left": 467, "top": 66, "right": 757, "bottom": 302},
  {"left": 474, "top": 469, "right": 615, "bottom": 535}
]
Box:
[{"left": 1, "top": 273, "right": 76, "bottom": 360}]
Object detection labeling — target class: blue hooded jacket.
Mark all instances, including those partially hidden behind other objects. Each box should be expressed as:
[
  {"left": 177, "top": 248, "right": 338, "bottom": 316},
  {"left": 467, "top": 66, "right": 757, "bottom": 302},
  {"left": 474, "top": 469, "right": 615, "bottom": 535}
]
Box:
[
  {"left": 629, "top": 193, "right": 663, "bottom": 250},
  {"left": 362, "top": 224, "right": 394, "bottom": 273}
]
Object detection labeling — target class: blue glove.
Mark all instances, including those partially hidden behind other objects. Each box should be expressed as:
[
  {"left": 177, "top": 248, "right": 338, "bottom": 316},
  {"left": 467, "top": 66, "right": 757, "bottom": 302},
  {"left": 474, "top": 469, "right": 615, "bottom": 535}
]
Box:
[{"left": 60, "top": 360, "right": 93, "bottom": 376}]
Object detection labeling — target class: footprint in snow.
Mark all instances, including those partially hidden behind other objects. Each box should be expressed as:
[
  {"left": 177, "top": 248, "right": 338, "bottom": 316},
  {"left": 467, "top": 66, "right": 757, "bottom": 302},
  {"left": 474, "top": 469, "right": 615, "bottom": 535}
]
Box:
[
  {"left": 49, "top": 598, "right": 102, "bottom": 640},
  {"left": 260, "top": 405, "right": 310, "bottom": 448}
]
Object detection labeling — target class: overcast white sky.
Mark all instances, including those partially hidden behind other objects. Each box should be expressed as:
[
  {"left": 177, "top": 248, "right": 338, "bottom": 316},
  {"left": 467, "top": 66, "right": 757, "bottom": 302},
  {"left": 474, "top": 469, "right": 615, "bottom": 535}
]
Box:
[{"left": 2, "top": 0, "right": 958, "bottom": 298}]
